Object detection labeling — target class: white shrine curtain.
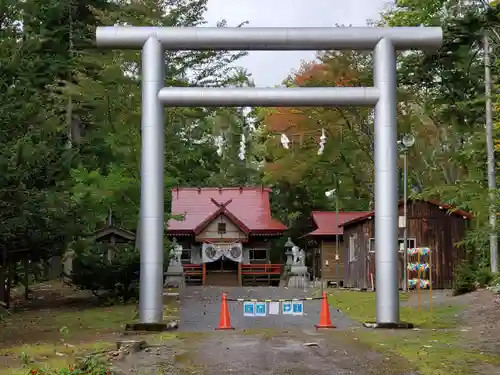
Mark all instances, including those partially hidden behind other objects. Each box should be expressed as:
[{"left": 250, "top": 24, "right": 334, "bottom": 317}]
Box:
[{"left": 202, "top": 242, "right": 243, "bottom": 263}]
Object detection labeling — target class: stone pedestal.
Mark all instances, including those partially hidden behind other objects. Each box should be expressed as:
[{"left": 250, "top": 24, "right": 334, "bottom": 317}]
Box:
[
  {"left": 164, "top": 241, "right": 185, "bottom": 289},
  {"left": 287, "top": 265, "right": 308, "bottom": 289},
  {"left": 164, "top": 263, "right": 185, "bottom": 289}
]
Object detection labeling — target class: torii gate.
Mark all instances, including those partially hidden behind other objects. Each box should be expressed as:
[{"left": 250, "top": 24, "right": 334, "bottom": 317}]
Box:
[{"left": 95, "top": 25, "right": 443, "bottom": 327}]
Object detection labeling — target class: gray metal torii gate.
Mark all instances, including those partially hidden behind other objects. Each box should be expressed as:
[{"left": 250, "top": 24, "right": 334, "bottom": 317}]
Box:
[{"left": 95, "top": 26, "right": 443, "bottom": 327}]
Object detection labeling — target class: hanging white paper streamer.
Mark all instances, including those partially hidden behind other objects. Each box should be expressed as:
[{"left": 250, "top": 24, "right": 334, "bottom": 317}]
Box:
[
  {"left": 238, "top": 133, "right": 246, "bottom": 160},
  {"left": 214, "top": 135, "right": 224, "bottom": 156},
  {"left": 318, "top": 128, "right": 326, "bottom": 155},
  {"left": 280, "top": 133, "right": 290, "bottom": 149}
]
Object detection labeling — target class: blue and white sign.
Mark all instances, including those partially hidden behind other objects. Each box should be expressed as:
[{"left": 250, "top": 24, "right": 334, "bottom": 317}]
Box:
[
  {"left": 282, "top": 301, "right": 293, "bottom": 315},
  {"left": 292, "top": 301, "right": 304, "bottom": 316},
  {"left": 255, "top": 302, "right": 267, "bottom": 317},
  {"left": 243, "top": 302, "right": 255, "bottom": 317}
]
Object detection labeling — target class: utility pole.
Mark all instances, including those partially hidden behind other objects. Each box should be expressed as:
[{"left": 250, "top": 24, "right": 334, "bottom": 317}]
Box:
[{"left": 484, "top": 34, "right": 498, "bottom": 273}]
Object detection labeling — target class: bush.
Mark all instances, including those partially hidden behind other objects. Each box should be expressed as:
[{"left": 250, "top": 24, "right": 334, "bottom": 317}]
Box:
[
  {"left": 69, "top": 242, "right": 141, "bottom": 302},
  {"left": 69, "top": 239, "right": 172, "bottom": 303},
  {"left": 489, "top": 272, "right": 500, "bottom": 293},
  {"left": 29, "top": 356, "right": 113, "bottom": 374},
  {"left": 453, "top": 261, "right": 494, "bottom": 296},
  {"left": 491, "top": 272, "right": 500, "bottom": 285},
  {"left": 453, "top": 261, "right": 478, "bottom": 296},
  {"left": 476, "top": 267, "right": 494, "bottom": 287}
]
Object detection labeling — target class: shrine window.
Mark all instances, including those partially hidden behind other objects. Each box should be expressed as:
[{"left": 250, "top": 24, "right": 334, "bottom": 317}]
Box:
[
  {"left": 249, "top": 248, "right": 268, "bottom": 263},
  {"left": 217, "top": 222, "right": 227, "bottom": 234}
]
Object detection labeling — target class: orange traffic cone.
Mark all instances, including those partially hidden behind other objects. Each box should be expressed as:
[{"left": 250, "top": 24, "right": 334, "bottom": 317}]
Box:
[
  {"left": 315, "top": 291, "right": 336, "bottom": 329},
  {"left": 215, "top": 292, "right": 234, "bottom": 330}
]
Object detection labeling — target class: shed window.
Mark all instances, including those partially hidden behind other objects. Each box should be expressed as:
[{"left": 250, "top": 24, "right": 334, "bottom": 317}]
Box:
[
  {"left": 398, "top": 238, "right": 416, "bottom": 252},
  {"left": 217, "top": 222, "right": 227, "bottom": 234},
  {"left": 369, "top": 238, "right": 416, "bottom": 253}
]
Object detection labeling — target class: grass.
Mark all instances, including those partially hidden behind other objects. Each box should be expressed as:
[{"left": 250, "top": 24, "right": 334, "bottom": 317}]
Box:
[
  {"left": 0, "top": 294, "right": 179, "bottom": 375},
  {"left": 326, "top": 290, "right": 500, "bottom": 375},
  {"left": 328, "top": 290, "right": 460, "bottom": 328},
  {"left": 355, "top": 329, "right": 500, "bottom": 375}
]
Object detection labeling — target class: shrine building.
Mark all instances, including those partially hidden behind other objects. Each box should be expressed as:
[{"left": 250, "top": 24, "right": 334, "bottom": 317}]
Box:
[{"left": 167, "top": 187, "right": 288, "bottom": 286}]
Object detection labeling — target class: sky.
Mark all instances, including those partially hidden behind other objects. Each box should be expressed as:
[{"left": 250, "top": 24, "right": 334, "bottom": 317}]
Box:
[{"left": 203, "top": 0, "right": 393, "bottom": 86}]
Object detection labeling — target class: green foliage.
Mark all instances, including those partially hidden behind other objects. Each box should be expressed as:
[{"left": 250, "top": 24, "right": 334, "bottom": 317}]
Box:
[
  {"left": 29, "top": 356, "right": 113, "bottom": 375},
  {"left": 453, "top": 261, "right": 479, "bottom": 295},
  {"left": 70, "top": 242, "right": 141, "bottom": 302},
  {"left": 1, "top": 0, "right": 499, "bottom": 300},
  {"left": 476, "top": 267, "right": 494, "bottom": 287},
  {"left": 0, "top": 0, "right": 256, "bottom": 287},
  {"left": 452, "top": 261, "right": 493, "bottom": 295},
  {"left": 490, "top": 273, "right": 500, "bottom": 293}
]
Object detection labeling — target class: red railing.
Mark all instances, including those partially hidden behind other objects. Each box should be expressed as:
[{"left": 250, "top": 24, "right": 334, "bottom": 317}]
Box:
[
  {"left": 184, "top": 264, "right": 203, "bottom": 275},
  {"left": 183, "top": 264, "right": 205, "bottom": 285},
  {"left": 240, "top": 264, "right": 283, "bottom": 275}
]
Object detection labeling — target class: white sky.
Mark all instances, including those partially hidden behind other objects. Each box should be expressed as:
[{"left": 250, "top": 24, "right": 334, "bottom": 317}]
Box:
[{"left": 204, "top": 0, "right": 393, "bottom": 86}]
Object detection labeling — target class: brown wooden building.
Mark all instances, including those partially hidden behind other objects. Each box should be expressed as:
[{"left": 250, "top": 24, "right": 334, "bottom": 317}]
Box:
[
  {"left": 304, "top": 211, "right": 370, "bottom": 286},
  {"left": 340, "top": 200, "right": 472, "bottom": 290}
]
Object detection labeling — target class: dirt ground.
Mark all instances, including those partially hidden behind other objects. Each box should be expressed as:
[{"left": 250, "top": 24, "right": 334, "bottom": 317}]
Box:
[
  {"left": 404, "top": 288, "right": 500, "bottom": 354},
  {"left": 456, "top": 289, "right": 500, "bottom": 354},
  {"left": 2, "top": 283, "right": 500, "bottom": 375},
  {"left": 113, "top": 330, "right": 419, "bottom": 375},
  {"left": 0, "top": 282, "right": 128, "bottom": 347}
]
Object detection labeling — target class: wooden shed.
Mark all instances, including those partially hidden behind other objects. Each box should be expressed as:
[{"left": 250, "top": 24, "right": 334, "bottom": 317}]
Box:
[
  {"left": 340, "top": 200, "right": 471, "bottom": 290},
  {"left": 303, "top": 211, "right": 371, "bottom": 286}
]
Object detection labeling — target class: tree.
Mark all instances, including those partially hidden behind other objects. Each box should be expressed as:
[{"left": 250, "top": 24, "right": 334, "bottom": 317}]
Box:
[
  {"left": 0, "top": 0, "right": 258, "bottom": 296},
  {"left": 382, "top": 0, "right": 500, "bottom": 269},
  {"left": 257, "top": 52, "right": 378, "bottom": 234},
  {"left": 258, "top": 0, "right": 500, "bottom": 270}
]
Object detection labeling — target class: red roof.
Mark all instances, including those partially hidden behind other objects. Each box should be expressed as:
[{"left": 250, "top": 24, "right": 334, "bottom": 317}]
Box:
[
  {"left": 340, "top": 199, "right": 472, "bottom": 228},
  {"left": 305, "top": 211, "right": 371, "bottom": 236},
  {"left": 167, "top": 187, "right": 287, "bottom": 235}
]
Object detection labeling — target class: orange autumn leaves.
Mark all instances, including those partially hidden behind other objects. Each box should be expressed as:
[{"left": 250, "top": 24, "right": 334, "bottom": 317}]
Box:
[{"left": 260, "top": 54, "right": 364, "bottom": 182}]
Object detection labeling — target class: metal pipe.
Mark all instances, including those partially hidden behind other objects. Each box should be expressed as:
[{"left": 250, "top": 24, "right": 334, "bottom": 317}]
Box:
[
  {"left": 96, "top": 26, "right": 443, "bottom": 51},
  {"left": 403, "top": 152, "right": 408, "bottom": 292},
  {"left": 484, "top": 35, "right": 498, "bottom": 273},
  {"left": 158, "top": 87, "right": 380, "bottom": 107},
  {"left": 335, "top": 182, "right": 340, "bottom": 286},
  {"left": 320, "top": 240, "right": 324, "bottom": 294},
  {"left": 138, "top": 37, "right": 165, "bottom": 324},
  {"left": 373, "top": 38, "right": 400, "bottom": 324}
]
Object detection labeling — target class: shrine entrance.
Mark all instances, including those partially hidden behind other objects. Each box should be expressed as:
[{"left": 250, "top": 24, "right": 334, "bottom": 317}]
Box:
[
  {"left": 202, "top": 242, "right": 241, "bottom": 286},
  {"left": 205, "top": 261, "right": 239, "bottom": 286}
]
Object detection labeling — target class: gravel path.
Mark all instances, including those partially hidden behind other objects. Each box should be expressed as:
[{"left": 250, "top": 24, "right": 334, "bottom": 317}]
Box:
[
  {"left": 114, "top": 330, "right": 419, "bottom": 375},
  {"left": 180, "top": 286, "right": 355, "bottom": 331}
]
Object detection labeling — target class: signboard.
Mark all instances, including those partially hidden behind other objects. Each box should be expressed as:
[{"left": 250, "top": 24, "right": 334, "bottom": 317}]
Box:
[
  {"left": 292, "top": 301, "right": 304, "bottom": 316},
  {"left": 255, "top": 302, "right": 267, "bottom": 317},
  {"left": 269, "top": 302, "right": 280, "bottom": 315},
  {"left": 282, "top": 301, "right": 293, "bottom": 315},
  {"left": 243, "top": 302, "right": 255, "bottom": 317}
]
